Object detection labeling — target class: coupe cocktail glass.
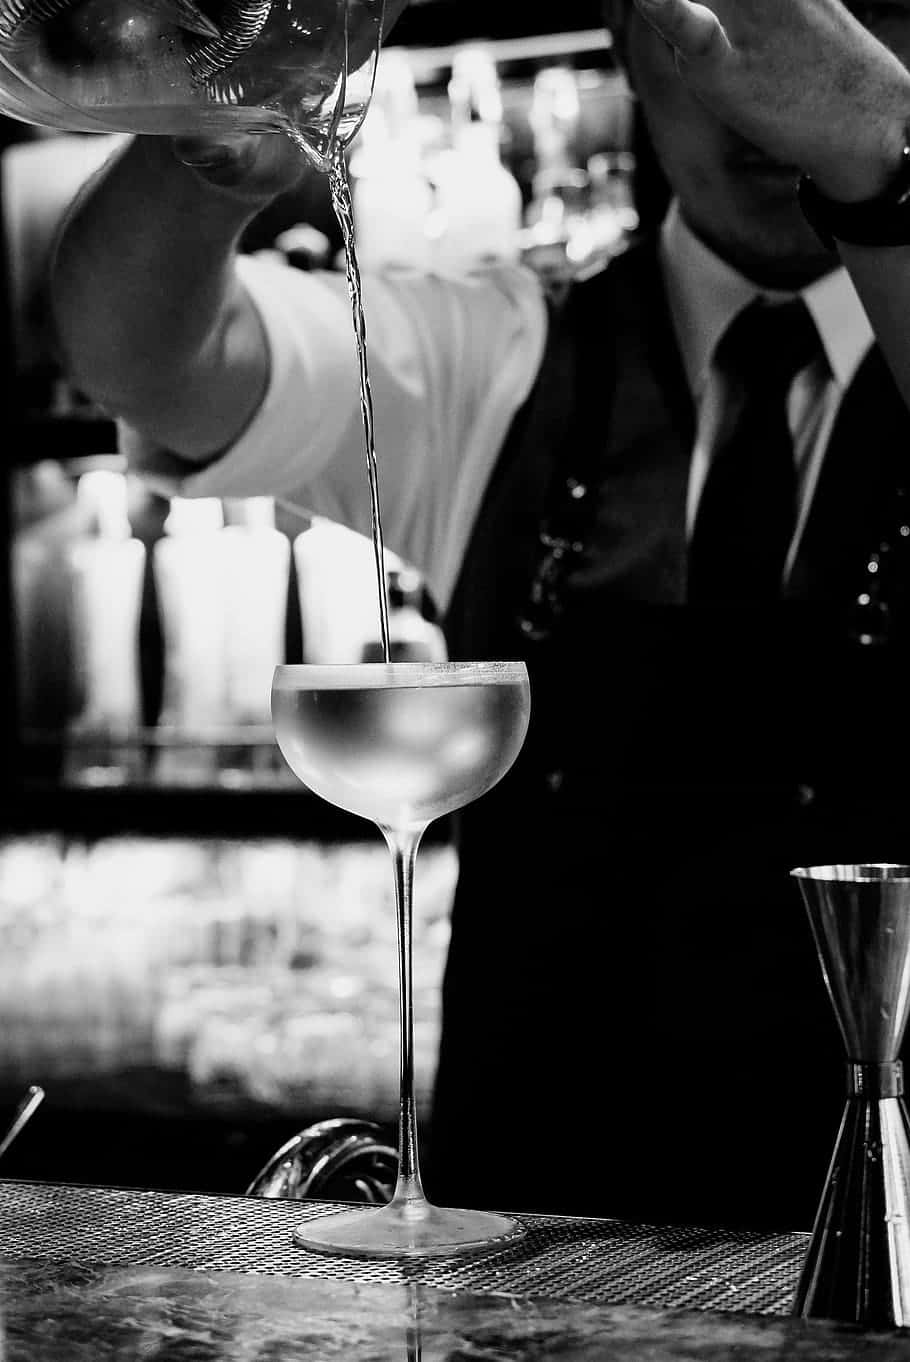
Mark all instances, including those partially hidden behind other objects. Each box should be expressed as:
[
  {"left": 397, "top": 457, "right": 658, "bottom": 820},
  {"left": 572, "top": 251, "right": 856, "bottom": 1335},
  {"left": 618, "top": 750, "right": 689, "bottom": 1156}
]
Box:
[{"left": 271, "top": 660, "right": 531, "bottom": 1257}]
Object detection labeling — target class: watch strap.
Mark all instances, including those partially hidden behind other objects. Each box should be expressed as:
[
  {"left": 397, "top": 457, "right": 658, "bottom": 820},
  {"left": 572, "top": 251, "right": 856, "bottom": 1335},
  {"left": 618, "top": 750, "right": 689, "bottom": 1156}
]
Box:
[{"left": 798, "top": 144, "right": 910, "bottom": 250}]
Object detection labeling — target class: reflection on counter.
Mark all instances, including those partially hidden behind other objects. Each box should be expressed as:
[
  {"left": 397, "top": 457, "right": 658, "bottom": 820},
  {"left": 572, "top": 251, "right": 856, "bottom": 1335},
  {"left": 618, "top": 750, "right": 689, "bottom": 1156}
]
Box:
[{"left": 0, "top": 834, "right": 457, "bottom": 1118}]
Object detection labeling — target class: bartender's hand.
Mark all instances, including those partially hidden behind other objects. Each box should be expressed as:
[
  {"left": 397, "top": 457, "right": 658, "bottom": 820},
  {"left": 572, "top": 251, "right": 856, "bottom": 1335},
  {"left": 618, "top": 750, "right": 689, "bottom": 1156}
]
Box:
[{"left": 631, "top": 0, "right": 910, "bottom": 201}]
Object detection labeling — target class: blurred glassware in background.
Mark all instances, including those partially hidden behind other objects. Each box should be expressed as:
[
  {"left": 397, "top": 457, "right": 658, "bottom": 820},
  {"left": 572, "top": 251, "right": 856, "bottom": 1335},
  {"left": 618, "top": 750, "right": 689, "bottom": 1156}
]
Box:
[
  {"left": 521, "top": 65, "right": 637, "bottom": 293},
  {"left": 528, "top": 64, "right": 581, "bottom": 192},
  {"left": 0, "top": 833, "right": 457, "bottom": 1119},
  {"left": 585, "top": 150, "right": 639, "bottom": 251}
]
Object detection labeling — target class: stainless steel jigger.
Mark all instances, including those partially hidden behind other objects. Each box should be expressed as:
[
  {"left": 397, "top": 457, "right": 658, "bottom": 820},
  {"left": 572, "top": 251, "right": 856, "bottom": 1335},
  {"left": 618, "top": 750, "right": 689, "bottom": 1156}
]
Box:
[{"left": 791, "top": 863, "right": 910, "bottom": 1328}]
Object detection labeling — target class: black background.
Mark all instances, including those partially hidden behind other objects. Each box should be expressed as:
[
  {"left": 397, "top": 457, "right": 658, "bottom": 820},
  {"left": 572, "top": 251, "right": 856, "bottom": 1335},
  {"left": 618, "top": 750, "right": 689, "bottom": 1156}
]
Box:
[{"left": 390, "top": 0, "right": 606, "bottom": 45}]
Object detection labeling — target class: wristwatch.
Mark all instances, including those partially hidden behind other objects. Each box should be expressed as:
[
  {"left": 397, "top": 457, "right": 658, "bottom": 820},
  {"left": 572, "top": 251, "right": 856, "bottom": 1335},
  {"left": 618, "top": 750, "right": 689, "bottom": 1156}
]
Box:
[{"left": 798, "top": 143, "right": 910, "bottom": 250}]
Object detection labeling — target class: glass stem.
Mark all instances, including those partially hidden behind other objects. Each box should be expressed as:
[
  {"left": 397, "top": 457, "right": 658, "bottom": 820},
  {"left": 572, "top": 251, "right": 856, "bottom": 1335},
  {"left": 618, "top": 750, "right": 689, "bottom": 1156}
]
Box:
[{"left": 381, "top": 822, "right": 429, "bottom": 1208}]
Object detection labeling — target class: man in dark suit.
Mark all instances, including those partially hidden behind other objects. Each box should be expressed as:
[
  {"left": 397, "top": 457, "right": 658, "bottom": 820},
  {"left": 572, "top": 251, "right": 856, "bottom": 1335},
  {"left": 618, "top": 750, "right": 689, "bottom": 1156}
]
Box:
[
  {"left": 50, "top": 0, "right": 910, "bottom": 1231},
  {"left": 432, "top": 0, "right": 910, "bottom": 1230}
]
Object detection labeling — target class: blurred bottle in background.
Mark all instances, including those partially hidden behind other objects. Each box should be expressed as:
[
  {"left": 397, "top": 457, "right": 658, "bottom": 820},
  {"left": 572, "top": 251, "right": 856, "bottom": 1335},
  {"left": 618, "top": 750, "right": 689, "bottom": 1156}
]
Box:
[
  {"left": 360, "top": 565, "right": 448, "bottom": 663},
  {"left": 427, "top": 44, "right": 523, "bottom": 273},
  {"left": 220, "top": 497, "right": 291, "bottom": 786},
  {"left": 529, "top": 65, "right": 582, "bottom": 191},
  {"left": 351, "top": 48, "right": 436, "bottom": 273},
  {"left": 295, "top": 518, "right": 445, "bottom": 665},
  {"left": 294, "top": 518, "right": 386, "bottom": 664},
  {"left": 152, "top": 497, "right": 227, "bottom": 786},
  {"left": 64, "top": 468, "right": 145, "bottom": 786}
]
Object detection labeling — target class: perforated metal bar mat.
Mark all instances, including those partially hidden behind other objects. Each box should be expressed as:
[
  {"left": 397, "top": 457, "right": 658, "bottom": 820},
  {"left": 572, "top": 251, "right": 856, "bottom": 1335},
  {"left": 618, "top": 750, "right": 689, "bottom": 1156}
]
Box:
[{"left": 0, "top": 1181, "right": 806, "bottom": 1315}]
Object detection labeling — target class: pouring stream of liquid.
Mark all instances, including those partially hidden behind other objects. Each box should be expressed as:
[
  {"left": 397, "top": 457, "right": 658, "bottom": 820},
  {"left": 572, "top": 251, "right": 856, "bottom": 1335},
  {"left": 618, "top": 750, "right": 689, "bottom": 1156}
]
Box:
[{"left": 284, "top": 127, "right": 392, "bottom": 664}]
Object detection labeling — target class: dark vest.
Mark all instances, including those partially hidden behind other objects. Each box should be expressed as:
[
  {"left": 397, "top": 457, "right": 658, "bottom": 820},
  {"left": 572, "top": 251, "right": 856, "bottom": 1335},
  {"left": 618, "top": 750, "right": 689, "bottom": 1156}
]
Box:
[{"left": 427, "top": 239, "right": 910, "bottom": 1232}]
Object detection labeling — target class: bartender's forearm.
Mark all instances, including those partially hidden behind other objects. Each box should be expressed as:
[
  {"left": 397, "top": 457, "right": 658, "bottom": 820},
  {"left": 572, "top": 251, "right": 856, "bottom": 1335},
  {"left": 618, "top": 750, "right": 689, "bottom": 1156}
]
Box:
[{"left": 51, "top": 133, "right": 285, "bottom": 462}]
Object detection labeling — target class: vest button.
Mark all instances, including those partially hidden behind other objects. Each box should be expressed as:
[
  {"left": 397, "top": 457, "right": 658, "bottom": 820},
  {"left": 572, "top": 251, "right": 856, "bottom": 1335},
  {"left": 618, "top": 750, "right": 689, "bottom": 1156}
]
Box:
[{"left": 545, "top": 770, "right": 564, "bottom": 793}]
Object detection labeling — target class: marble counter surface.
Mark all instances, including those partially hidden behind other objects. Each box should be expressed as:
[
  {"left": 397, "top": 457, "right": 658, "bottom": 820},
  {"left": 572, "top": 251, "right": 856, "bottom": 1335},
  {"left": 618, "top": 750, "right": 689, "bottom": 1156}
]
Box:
[
  {"left": 0, "top": 1180, "right": 906, "bottom": 1360},
  {"left": 2, "top": 1255, "right": 909, "bottom": 1360}
]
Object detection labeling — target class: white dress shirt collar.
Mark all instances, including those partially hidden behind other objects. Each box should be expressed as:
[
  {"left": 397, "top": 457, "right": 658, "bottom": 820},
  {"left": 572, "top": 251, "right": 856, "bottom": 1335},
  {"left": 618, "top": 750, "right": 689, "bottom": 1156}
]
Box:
[{"left": 658, "top": 199, "right": 874, "bottom": 396}]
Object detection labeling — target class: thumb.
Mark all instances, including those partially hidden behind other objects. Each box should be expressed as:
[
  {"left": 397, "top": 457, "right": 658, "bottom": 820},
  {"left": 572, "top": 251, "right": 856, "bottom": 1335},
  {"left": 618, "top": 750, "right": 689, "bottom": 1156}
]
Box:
[
  {"left": 633, "top": 0, "right": 729, "bottom": 64},
  {"left": 173, "top": 132, "right": 259, "bottom": 177},
  {"left": 172, "top": 131, "right": 304, "bottom": 197}
]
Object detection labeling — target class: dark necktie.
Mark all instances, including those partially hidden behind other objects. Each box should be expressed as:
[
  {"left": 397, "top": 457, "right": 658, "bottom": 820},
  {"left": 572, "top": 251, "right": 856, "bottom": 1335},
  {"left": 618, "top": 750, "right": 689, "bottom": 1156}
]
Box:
[{"left": 687, "top": 296, "right": 821, "bottom": 603}]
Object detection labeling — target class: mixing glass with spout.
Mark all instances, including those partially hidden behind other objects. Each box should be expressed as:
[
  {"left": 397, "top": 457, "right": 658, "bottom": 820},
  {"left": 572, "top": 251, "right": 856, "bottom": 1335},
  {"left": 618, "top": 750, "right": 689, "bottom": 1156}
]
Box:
[{"left": 0, "top": 0, "right": 386, "bottom": 166}]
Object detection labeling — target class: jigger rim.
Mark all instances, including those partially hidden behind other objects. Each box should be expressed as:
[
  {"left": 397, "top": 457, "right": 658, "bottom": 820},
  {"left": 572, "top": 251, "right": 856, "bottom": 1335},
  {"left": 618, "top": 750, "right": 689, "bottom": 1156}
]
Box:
[{"left": 791, "top": 863, "right": 910, "bottom": 882}]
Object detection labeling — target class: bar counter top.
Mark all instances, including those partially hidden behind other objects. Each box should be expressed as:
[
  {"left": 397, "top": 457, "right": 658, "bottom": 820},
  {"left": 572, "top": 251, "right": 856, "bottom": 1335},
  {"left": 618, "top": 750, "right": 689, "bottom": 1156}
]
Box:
[{"left": 0, "top": 1180, "right": 908, "bottom": 1359}]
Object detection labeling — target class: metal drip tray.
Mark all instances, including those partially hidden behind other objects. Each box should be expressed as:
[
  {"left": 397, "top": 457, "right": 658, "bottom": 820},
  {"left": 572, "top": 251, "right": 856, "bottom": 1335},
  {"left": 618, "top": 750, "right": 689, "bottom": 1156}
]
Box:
[{"left": 0, "top": 1181, "right": 805, "bottom": 1315}]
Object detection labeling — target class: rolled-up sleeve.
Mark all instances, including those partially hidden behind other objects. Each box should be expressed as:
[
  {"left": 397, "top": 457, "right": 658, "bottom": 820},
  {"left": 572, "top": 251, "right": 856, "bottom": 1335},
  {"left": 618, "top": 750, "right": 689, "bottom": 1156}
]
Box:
[{"left": 122, "top": 254, "right": 547, "bottom": 610}]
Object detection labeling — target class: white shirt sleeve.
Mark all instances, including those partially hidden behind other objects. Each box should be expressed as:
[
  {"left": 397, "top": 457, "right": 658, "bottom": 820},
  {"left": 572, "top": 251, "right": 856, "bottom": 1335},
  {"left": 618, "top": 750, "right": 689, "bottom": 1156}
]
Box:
[{"left": 121, "top": 253, "right": 548, "bottom": 611}]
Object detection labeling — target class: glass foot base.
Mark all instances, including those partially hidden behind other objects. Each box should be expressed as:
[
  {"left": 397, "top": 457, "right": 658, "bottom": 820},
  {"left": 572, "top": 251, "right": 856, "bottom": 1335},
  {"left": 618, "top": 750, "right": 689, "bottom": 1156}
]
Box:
[{"left": 293, "top": 1199, "right": 525, "bottom": 1259}]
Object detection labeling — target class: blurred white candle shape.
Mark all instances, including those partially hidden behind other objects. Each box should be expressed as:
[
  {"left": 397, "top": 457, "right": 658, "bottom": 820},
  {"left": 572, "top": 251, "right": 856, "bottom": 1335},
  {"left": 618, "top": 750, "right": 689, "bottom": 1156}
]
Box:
[
  {"left": 65, "top": 468, "right": 145, "bottom": 784},
  {"left": 152, "top": 496, "right": 227, "bottom": 783},
  {"left": 221, "top": 497, "right": 290, "bottom": 723},
  {"left": 294, "top": 518, "right": 389, "bottom": 663}
]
